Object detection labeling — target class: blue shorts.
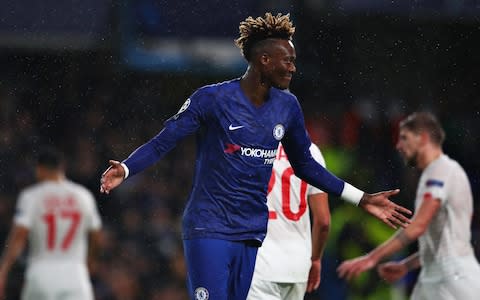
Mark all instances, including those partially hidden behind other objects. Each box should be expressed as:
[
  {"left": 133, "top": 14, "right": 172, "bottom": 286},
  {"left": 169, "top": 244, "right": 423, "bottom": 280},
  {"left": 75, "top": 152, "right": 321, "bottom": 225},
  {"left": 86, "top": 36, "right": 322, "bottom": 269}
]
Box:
[{"left": 183, "top": 238, "right": 259, "bottom": 300}]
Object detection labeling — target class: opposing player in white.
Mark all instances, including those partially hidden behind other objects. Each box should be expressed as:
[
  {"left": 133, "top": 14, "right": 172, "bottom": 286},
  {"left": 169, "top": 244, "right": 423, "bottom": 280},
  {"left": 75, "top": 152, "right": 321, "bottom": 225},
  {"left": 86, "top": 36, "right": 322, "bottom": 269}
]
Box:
[
  {"left": 0, "top": 147, "right": 102, "bottom": 300},
  {"left": 247, "top": 142, "right": 330, "bottom": 300},
  {"left": 337, "top": 112, "right": 480, "bottom": 300}
]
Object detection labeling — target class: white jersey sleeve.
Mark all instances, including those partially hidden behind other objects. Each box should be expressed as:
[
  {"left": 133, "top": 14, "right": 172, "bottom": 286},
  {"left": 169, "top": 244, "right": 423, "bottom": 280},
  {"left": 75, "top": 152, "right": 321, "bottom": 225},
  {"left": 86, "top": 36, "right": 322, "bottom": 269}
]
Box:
[
  {"left": 82, "top": 188, "right": 102, "bottom": 231},
  {"left": 14, "top": 189, "right": 37, "bottom": 228},
  {"left": 307, "top": 143, "right": 326, "bottom": 196}
]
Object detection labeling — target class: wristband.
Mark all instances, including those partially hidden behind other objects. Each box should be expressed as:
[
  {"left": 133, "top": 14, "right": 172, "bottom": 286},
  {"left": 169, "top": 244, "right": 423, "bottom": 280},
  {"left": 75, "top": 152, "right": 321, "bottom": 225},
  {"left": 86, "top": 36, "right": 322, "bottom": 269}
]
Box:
[
  {"left": 341, "top": 182, "right": 364, "bottom": 206},
  {"left": 120, "top": 162, "right": 130, "bottom": 179}
]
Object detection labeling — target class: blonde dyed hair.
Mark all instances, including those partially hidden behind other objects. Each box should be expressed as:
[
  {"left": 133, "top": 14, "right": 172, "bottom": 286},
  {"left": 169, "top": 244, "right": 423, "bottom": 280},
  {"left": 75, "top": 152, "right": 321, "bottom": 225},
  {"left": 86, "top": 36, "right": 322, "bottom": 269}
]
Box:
[{"left": 235, "top": 12, "right": 295, "bottom": 61}]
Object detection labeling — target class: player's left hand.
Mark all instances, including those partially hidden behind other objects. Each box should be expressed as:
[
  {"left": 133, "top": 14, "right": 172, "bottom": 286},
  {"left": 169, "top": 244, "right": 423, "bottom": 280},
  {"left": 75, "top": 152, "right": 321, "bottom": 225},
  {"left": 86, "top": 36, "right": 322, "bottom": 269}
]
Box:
[
  {"left": 377, "top": 261, "right": 408, "bottom": 283},
  {"left": 359, "top": 189, "right": 412, "bottom": 229},
  {"left": 306, "top": 259, "right": 321, "bottom": 292},
  {"left": 337, "top": 254, "right": 377, "bottom": 281}
]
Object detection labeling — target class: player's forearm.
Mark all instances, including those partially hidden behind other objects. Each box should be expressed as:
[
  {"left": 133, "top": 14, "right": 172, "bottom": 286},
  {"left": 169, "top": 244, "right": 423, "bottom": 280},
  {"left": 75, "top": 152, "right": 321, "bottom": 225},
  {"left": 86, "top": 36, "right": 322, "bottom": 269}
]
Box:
[
  {"left": 88, "top": 231, "right": 102, "bottom": 260},
  {"left": 310, "top": 199, "right": 330, "bottom": 261},
  {"left": 282, "top": 128, "right": 363, "bottom": 203},
  {"left": 282, "top": 134, "right": 345, "bottom": 197},
  {"left": 400, "top": 252, "right": 420, "bottom": 271},
  {"left": 290, "top": 161, "right": 345, "bottom": 197},
  {"left": 123, "top": 128, "right": 177, "bottom": 177},
  {"left": 0, "top": 228, "right": 27, "bottom": 273},
  {"left": 369, "top": 229, "right": 412, "bottom": 263},
  {"left": 290, "top": 160, "right": 364, "bottom": 205},
  {"left": 309, "top": 192, "right": 331, "bottom": 263},
  {"left": 311, "top": 225, "right": 329, "bottom": 261},
  {"left": 0, "top": 250, "right": 17, "bottom": 274}
]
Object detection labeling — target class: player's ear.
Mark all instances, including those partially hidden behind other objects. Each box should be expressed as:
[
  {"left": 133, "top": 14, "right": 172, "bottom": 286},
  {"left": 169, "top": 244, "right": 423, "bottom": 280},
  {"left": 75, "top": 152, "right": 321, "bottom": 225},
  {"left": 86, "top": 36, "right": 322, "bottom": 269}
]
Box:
[
  {"left": 260, "top": 53, "right": 270, "bottom": 66},
  {"left": 419, "top": 131, "right": 430, "bottom": 144}
]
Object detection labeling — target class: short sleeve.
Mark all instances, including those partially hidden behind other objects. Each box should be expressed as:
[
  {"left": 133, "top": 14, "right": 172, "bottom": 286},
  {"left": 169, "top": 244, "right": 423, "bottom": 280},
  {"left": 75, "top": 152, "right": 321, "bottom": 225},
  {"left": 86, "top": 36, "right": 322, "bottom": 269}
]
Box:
[
  {"left": 14, "top": 190, "right": 34, "bottom": 228},
  {"left": 307, "top": 144, "right": 326, "bottom": 196},
  {"left": 83, "top": 189, "right": 102, "bottom": 231},
  {"left": 423, "top": 178, "right": 447, "bottom": 204}
]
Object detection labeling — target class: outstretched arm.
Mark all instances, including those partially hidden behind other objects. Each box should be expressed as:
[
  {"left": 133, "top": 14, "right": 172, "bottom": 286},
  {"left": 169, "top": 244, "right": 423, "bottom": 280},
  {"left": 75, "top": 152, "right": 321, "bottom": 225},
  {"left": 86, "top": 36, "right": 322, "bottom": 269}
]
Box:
[
  {"left": 337, "top": 195, "right": 440, "bottom": 280},
  {"left": 100, "top": 88, "right": 211, "bottom": 194},
  {"left": 336, "top": 228, "right": 414, "bottom": 281},
  {"left": 307, "top": 192, "right": 330, "bottom": 292},
  {"left": 99, "top": 124, "right": 187, "bottom": 194},
  {"left": 281, "top": 100, "right": 411, "bottom": 229},
  {"left": 284, "top": 146, "right": 412, "bottom": 228},
  {"left": 0, "top": 225, "right": 29, "bottom": 299}
]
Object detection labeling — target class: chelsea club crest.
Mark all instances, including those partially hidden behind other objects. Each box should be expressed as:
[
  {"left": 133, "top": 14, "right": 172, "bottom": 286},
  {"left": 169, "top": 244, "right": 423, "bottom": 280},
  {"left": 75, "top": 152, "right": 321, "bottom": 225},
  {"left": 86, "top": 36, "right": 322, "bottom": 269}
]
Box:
[
  {"left": 273, "top": 124, "right": 285, "bottom": 141},
  {"left": 194, "top": 287, "right": 209, "bottom": 300}
]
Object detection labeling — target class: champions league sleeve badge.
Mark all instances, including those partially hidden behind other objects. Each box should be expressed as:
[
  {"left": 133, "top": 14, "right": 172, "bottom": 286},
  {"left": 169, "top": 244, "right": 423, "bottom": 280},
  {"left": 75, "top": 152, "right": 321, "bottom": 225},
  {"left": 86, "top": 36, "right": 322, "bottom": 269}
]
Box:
[
  {"left": 173, "top": 98, "right": 191, "bottom": 119},
  {"left": 425, "top": 179, "right": 444, "bottom": 187}
]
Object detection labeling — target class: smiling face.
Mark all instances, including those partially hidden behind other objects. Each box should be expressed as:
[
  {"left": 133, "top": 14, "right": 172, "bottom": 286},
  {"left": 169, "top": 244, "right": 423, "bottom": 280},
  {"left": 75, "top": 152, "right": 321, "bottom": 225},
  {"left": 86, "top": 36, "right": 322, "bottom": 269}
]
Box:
[
  {"left": 259, "top": 39, "right": 296, "bottom": 90},
  {"left": 396, "top": 128, "right": 422, "bottom": 167}
]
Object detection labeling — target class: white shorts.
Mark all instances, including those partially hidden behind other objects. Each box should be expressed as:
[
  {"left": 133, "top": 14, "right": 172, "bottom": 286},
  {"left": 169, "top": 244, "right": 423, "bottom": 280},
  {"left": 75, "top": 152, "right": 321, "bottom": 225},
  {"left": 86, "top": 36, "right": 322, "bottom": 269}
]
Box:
[
  {"left": 412, "top": 274, "right": 480, "bottom": 300},
  {"left": 412, "top": 256, "right": 480, "bottom": 300},
  {"left": 247, "top": 277, "right": 307, "bottom": 300},
  {"left": 22, "top": 261, "right": 94, "bottom": 300}
]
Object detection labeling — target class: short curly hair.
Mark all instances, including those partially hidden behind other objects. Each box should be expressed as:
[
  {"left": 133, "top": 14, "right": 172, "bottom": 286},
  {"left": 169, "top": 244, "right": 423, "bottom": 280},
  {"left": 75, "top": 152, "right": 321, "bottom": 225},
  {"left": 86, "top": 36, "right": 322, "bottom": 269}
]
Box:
[{"left": 235, "top": 12, "right": 295, "bottom": 61}]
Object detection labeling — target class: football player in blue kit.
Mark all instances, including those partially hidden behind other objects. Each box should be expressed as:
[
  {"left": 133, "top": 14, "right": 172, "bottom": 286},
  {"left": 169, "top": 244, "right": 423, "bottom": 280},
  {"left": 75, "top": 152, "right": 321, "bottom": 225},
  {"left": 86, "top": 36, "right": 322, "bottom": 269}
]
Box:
[{"left": 100, "top": 13, "right": 411, "bottom": 300}]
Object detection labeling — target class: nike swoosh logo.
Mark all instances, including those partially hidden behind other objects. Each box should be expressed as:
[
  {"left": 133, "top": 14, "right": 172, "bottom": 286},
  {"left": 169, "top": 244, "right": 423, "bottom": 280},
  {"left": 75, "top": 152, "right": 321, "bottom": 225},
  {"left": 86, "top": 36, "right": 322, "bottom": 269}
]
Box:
[{"left": 229, "top": 124, "right": 244, "bottom": 130}]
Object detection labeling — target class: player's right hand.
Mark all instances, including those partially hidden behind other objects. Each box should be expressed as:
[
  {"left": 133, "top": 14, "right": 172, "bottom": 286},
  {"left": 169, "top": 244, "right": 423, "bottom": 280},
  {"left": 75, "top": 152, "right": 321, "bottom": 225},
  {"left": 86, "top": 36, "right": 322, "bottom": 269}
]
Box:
[
  {"left": 337, "top": 254, "right": 377, "bottom": 281},
  {"left": 307, "top": 259, "right": 321, "bottom": 292},
  {"left": 100, "top": 160, "right": 125, "bottom": 194}
]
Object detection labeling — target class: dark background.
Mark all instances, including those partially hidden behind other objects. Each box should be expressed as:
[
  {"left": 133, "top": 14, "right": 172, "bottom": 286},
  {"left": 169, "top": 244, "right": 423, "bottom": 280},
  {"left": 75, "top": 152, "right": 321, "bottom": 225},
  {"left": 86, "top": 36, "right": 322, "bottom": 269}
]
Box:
[{"left": 1, "top": 1, "right": 479, "bottom": 299}]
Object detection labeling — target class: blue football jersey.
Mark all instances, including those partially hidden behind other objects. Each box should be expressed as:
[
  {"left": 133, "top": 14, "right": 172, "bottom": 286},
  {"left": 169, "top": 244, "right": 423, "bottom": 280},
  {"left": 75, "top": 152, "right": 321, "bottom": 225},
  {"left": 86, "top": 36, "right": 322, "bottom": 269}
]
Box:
[{"left": 123, "top": 78, "right": 345, "bottom": 243}]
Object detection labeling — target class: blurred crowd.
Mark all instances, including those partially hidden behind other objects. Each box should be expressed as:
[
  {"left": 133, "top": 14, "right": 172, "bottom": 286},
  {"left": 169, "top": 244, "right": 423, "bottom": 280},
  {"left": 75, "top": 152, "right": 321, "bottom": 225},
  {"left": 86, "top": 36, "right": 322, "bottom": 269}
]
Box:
[{"left": 0, "top": 52, "right": 197, "bottom": 299}]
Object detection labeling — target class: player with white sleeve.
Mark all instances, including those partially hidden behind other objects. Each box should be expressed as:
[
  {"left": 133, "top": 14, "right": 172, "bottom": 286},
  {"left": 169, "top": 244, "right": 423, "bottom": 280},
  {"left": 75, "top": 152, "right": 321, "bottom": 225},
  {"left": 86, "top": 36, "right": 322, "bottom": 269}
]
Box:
[
  {"left": 0, "top": 147, "right": 102, "bottom": 300},
  {"left": 337, "top": 112, "right": 480, "bottom": 300},
  {"left": 248, "top": 142, "right": 330, "bottom": 299}
]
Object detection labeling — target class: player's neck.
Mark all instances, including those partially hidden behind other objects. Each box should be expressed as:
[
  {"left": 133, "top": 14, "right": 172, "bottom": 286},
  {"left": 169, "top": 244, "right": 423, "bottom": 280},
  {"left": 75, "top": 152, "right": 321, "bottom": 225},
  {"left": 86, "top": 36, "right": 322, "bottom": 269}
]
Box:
[
  {"left": 418, "top": 146, "right": 442, "bottom": 170},
  {"left": 240, "top": 69, "right": 270, "bottom": 107},
  {"left": 39, "top": 172, "right": 65, "bottom": 183}
]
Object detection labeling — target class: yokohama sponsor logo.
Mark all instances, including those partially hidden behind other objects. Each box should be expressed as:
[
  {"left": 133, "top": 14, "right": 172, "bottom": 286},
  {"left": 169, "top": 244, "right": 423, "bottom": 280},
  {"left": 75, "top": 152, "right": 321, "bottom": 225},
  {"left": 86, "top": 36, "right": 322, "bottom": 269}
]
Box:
[
  {"left": 240, "top": 147, "right": 277, "bottom": 158},
  {"left": 224, "top": 144, "right": 277, "bottom": 164}
]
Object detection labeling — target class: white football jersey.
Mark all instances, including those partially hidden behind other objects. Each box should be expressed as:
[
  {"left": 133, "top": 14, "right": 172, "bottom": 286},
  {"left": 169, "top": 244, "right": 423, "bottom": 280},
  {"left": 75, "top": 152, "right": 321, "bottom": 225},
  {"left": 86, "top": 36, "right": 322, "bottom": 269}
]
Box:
[
  {"left": 253, "top": 143, "right": 326, "bottom": 282},
  {"left": 415, "top": 154, "right": 478, "bottom": 281},
  {"left": 14, "top": 179, "right": 101, "bottom": 266}
]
